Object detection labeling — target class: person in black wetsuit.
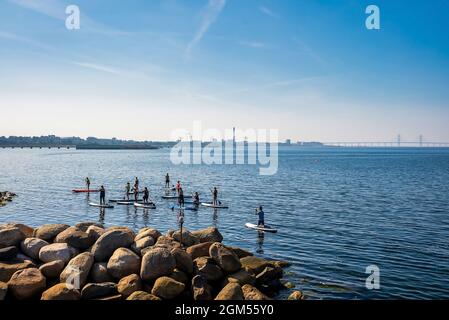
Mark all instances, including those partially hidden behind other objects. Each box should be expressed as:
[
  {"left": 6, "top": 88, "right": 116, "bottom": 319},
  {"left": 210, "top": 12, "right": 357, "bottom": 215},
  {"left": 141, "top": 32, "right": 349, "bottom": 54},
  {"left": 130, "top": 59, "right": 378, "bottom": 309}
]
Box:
[
  {"left": 85, "top": 177, "right": 90, "bottom": 191},
  {"left": 125, "top": 182, "right": 131, "bottom": 200},
  {"left": 99, "top": 186, "right": 106, "bottom": 205},
  {"left": 165, "top": 173, "right": 170, "bottom": 188},
  {"left": 212, "top": 187, "right": 218, "bottom": 206},
  {"left": 143, "top": 187, "right": 150, "bottom": 204},
  {"left": 256, "top": 206, "right": 265, "bottom": 227},
  {"left": 193, "top": 192, "right": 200, "bottom": 207},
  {"left": 178, "top": 188, "right": 185, "bottom": 207}
]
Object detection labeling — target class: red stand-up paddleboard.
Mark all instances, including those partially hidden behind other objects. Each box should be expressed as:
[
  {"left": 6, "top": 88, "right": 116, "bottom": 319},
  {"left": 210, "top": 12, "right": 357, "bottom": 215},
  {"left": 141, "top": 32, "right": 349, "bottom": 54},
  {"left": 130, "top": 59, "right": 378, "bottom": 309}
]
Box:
[{"left": 72, "top": 189, "right": 100, "bottom": 193}]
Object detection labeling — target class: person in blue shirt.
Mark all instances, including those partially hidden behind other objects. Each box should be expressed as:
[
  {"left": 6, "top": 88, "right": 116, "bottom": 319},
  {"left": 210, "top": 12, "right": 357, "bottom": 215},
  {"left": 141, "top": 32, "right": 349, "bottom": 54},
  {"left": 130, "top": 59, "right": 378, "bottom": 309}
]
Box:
[{"left": 256, "top": 206, "right": 265, "bottom": 227}]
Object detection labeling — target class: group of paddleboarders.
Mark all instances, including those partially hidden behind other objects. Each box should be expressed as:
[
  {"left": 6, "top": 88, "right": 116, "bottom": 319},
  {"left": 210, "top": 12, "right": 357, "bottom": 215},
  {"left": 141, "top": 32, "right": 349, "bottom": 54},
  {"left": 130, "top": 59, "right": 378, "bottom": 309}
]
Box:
[{"left": 84, "top": 175, "right": 267, "bottom": 228}]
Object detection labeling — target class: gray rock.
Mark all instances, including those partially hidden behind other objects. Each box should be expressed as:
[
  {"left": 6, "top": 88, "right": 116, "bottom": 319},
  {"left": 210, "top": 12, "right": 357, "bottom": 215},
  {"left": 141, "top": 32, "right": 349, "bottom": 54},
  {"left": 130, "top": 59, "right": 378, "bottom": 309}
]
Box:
[
  {"left": 91, "top": 229, "right": 134, "bottom": 262},
  {"left": 39, "top": 260, "right": 65, "bottom": 278},
  {"left": 60, "top": 252, "right": 94, "bottom": 289},
  {"left": 55, "top": 227, "right": 95, "bottom": 250},
  {"left": 131, "top": 236, "right": 154, "bottom": 255},
  {"left": 191, "top": 227, "right": 223, "bottom": 243},
  {"left": 117, "top": 273, "right": 142, "bottom": 297},
  {"left": 33, "top": 224, "right": 70, "bottom": 241},
  {"left": 0, "top": 259, "right": 35, "bottom": 282},
  {"left": 209, "top": 242, "right": 241, "bottom": 273},
  {"left": 186, "top": 242, "right": 214, "bottom": 259},
  {"left": 107, "top": 248, "right": 141, "bottom": 279},
  {"left": 39, "top": 243, "right": 77, "bottom": 264},
  {"left": 0, "top": 227, "right": 25, "bottom": 248},
  {"left": 86, "top": 225, "right": 105, "bottom": 241},
  {"left": 172, "top": 229, "right": 199, "bottom": 247},
  {"left": 140, "top": 247, "right": 176, "bottom": 281},
  {"left": 191, "top": 275, "right": 212, "bottom": 300},
  {"left": 89, "top": 262, "right": 114, "bottom": 283},
  {"left": 20, "top": 238, "right": 49, "bottom": 260},
  {"left": 136, "top": 228, "right": 161, "bottom": 241},
  {"left": 171, "top": 248, "right": 193, "bottom": 274},
  {"left": 193, "top": 257, "right": 224, "bottom": 282},
  {"left": 81, "top": 282, "right": 117, "bottom": 300},
  {"left": 215, "top": 282, "right": 244, "bottom": 300}
]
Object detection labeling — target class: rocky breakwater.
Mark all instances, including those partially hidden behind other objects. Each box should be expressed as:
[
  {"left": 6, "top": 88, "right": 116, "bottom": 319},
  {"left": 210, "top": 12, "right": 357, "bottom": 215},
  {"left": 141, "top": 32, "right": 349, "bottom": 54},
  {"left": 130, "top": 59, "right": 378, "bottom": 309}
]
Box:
[
  {"left": 0, "top": 222, "right": 302, "bottom": 301},
  {"left": 0, "top": 192, "right": 16, "bottom": 207}
]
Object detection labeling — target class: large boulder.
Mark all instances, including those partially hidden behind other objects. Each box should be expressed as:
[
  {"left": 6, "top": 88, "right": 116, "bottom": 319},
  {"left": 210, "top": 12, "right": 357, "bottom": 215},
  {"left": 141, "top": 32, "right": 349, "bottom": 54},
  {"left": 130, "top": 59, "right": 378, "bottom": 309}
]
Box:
[
  {"left": 228, "top": 246, "right": 253, "bottom": 258},
  {"left": 60, "top": 252, "right": 94, "bottom": 289},
  {"left": 107, "top": 248, "right": 141, "bottom": 279},
  {"left": 241, "top": 284, "right": 270, "bottom": 300},
  {"left": 91, "top": 229, "right": 134, "bottom": 262},
  {"left": 39, "top": 260, "right": 65, "bottom": 278},
  {"left": 151, "top": 276, "right": 185, "bottom": 299},
  {"left": 169, "top": 269, "right": 189, "bottom": 286},
  {"left": 154, "top": 236, "right": 181, "bottom": 250},
  {"left": 1, "top": 223, "right": 33, "bottom": 238},
  {"left": 240, "top": 256, "right": 272, "bottom": 275},
  {"left": 33, "top": 224, "right": 70, "bottom": 241},
  {"left": 0, "top": 260, "right": 34, "bottom": 282},
  {"left": 75, "top": 222, "right": 103, "bottom": 232},
  {"left": 41, "top": 283, "right": 81, "bottom": 300},
  {"left": 136, "top": 228, "right": 161, "bottom": 241},
  {"left": 186, "top": 242, "right": 214, "bottom": 260},
  {"left": 172, "top": 229, "right": 199, "bottom": 247},
  {"left": 0, "top": 246, "right": 18, "bottom": 261},
  {"left": 131, "top": 236, "right": 154, "bottom": 255},
  {"left": 171, "top": 248, "right": 193, "bottom": 274},
  {"left": 0, "top": 227, "right": 25, "bottom": 248},
  {"left": 255, "top": 266, "right": 283, "bottom": 284},
  {"left": 39, "top": 243, "right": 77, "bottom": 264},
  {"left": 81, "top": 282, "right": 117, "bottom": 300},
  {"left": 193, "top": 257, "right": 223, "bottom": 282},
  {"left": 20, "top": 238, "right": 49, "bottom": 260},
  {"left": 225, "top": 269, "right": 256, "bottom": 286},
  {"left": 117, "top": 274, "right": 142, "bottom": 297},
  {"left": 209, "top": 242, "right": 241, "bottom": 273},
  {"left": 89, "top": 262, "right": 114, "bottom": 283},
  {"left": 140, "top": 247, "right": 176, "bottom": 281},
  {"left": 86, "top": 225, "right": 105, "bottom": 241},
  {"left": 215, "top": 282, "right": 244, "bottom": 300},
  {"left": 55, "top": 227, "right": 95, "bottom": 250},
  {"left": 191, "top": 227, "right": 223, "bottom": 243},
  {"left": 191, "top": 275, "right": 212, "bottom": 300},
  {"left": 126, "top": 291, "right": 161, "bottom": 300},
  {"left": 0, "top": 281, "right": 7, "bottom": 300},
  {"left": 7, "top": 268, "right": 46, "bottom": 300}
]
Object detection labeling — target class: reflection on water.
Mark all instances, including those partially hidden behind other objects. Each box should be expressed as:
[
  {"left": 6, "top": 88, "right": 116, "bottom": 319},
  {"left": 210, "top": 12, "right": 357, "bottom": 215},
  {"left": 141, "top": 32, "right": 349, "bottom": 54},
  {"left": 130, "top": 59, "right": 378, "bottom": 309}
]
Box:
[{"left": 257, "top": 231, "right": 265, "bottom": 254}]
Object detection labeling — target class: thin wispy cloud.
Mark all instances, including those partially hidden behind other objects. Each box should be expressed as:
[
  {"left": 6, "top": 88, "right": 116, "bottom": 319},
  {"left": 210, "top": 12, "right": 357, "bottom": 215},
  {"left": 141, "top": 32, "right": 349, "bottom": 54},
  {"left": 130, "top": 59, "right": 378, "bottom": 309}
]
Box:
[
  {"left": 8, "top": 0, "right": 131, "bottom": 36},
  {"left": 185, "top": 0, "right": 226, "bottom": 58},
  {"left": 72, "top": 62, "right": 122, "bottom": 75},
  {"left": 0, "top": 31, "right": 53, "bottom": 51},
  {"left": 259, "top": 5, "right": 279, "bottom": 18},
  {"left": 239, "top": 41, "right": 266, "bottom": 49}
]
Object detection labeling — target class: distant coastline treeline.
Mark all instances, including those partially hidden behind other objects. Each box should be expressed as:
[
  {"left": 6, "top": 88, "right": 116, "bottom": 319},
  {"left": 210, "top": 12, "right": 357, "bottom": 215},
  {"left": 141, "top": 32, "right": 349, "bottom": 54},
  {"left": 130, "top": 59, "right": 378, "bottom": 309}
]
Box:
[{"left": 0, "top": 135, "right": 176, "bottom": 149}]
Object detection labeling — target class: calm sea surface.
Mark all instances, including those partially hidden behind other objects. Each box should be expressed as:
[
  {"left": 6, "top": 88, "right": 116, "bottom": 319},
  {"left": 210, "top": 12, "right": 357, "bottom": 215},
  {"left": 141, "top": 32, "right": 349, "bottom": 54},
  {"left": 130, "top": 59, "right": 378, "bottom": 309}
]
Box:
[{"left": 1, "top": 147, "right": 449, "bottom": 299}]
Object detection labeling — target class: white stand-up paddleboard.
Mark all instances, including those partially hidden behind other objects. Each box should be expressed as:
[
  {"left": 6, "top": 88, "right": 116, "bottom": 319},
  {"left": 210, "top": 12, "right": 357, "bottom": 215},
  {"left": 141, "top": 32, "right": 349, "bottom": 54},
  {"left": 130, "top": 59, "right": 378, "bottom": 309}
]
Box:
[
  {"left": 109, "top": 199, "right": 143, "bottom": 203},
  {"left": 170, "top": 205, "right": 198, "bottom": 211},
  {"left": 116, "top": 201, "right": 144, "bottom": 205},
  {"left": 201, "top": 202, "right": 229, "bottom": 209},
  {"left": 134, "top": 203, "right": 156, "bottom": 209},
  {"left": 89, "top": 202, "right": 114, "bottom": 209},
  {"left": 245, "top": 223, "right": 277, "bottom": 233}
]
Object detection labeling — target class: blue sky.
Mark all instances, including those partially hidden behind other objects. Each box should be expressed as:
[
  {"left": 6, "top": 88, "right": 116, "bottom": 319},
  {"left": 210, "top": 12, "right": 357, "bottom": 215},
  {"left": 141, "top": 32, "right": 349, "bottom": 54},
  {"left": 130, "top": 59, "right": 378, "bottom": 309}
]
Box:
[{"left": 0, "top": 0, "right": 448, "bottom": 142}]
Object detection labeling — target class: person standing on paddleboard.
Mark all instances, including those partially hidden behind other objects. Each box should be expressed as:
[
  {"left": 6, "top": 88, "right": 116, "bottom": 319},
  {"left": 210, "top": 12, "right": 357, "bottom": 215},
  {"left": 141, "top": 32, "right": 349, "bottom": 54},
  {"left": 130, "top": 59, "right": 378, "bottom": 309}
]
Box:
[
  {"left": 256, "top": 206, "right": 265, "bottom": 227},
  {"left": 178, "top": 188, "right": 185, "bottom": 207},
  {"left": 176, "top": 181, "right": 181, "bottom": 195},
  {"left": 134, "top": 177, "right": 139, "bottom": 190},
  {"left": 125, "top": 182, "right": 131, "bottom": 200},
  {"left": 193, "top": 192, "right": 200, "bottom": 207},
  {"left": 100, "top": 186, "right": 106, "bottom": 205},
  {"left": 85, "top": 177, "right": 90, "bottom": 191},
  {"left": 212, "top": 187, "right": 218, "bottom": 206},
  {"left": 143, "top": 187, "right": 150, "bottom": 204},
  {"left": 165, "top": 173, "right": 170, "bottom": 188}
]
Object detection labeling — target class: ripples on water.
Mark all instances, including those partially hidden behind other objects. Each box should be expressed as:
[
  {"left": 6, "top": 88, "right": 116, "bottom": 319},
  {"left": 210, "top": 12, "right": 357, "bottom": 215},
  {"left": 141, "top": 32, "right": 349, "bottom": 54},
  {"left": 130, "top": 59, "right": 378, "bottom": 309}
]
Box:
[{"left": 1, "top": 147, "right": 449, "bottom": 299}]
